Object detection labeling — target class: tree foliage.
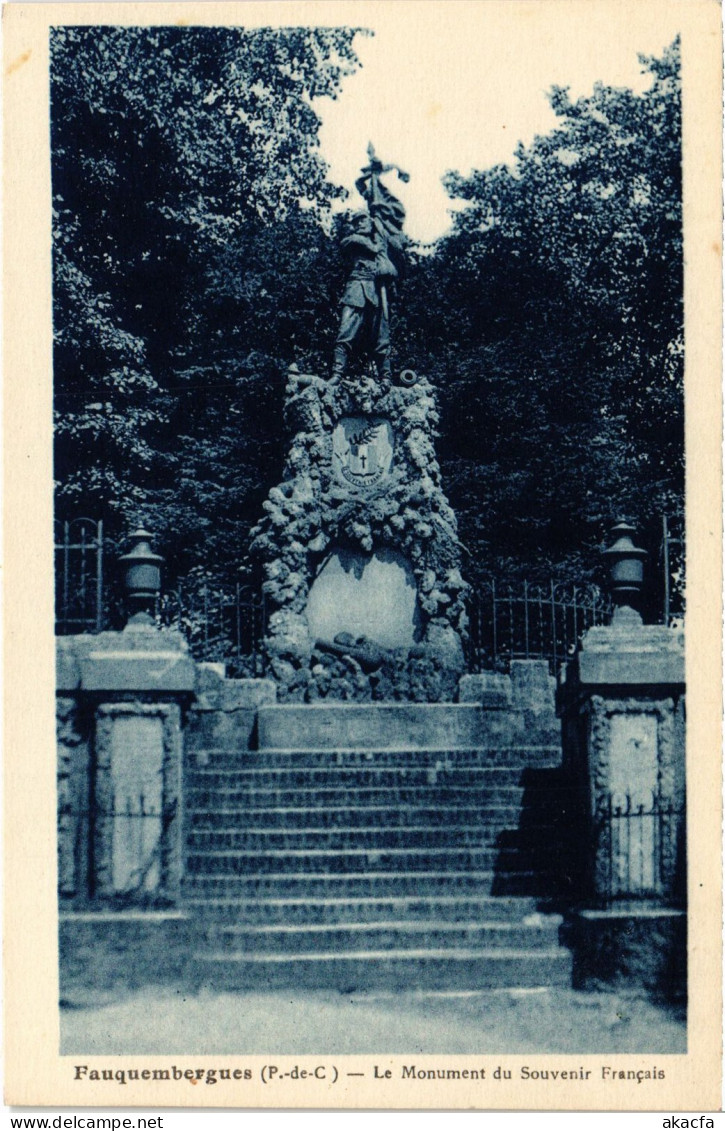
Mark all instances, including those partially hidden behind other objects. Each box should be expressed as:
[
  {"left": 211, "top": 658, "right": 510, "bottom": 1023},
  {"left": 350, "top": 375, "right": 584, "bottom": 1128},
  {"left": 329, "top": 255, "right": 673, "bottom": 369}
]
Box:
[
  {"left": 397, "top": 38, "right": 682, "bottom": 587},
  {"left": 52, "top": 24, "right": 362, "bottom": 557},
  {"left": 52, "top": 30, "right": 683, "bottom": 609}
]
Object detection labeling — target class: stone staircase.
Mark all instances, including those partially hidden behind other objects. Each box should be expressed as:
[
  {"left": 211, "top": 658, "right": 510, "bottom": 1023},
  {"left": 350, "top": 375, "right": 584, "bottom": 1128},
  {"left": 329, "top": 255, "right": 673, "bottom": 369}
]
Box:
[{"left": 183, "top": 703, "right": 575, "bottom": 991}]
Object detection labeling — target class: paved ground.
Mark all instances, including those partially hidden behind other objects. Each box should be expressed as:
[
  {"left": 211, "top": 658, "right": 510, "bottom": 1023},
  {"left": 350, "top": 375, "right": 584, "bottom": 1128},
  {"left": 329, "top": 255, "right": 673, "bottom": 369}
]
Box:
[{"left": 60, "top": 986, "right": 686, "bottom": 1056}]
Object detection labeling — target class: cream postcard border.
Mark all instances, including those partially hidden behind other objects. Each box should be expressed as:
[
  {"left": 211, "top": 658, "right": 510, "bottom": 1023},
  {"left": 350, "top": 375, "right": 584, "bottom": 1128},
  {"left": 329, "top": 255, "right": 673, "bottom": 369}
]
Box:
[{"left": 3, "top": 0, "right": 722, "bottom": 1109}]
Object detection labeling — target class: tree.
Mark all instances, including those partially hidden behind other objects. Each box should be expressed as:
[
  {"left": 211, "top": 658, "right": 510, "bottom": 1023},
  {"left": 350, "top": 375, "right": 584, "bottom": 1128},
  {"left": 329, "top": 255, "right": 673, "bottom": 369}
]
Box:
[
  {"left": 396, "top": 39, "right": 683, "bottom": 588},
  {"left": 53, "top": 32, "right": 683, "bottom": 619},
  {"left": 52, "top": 25, "right": 363, "bottom": 549}
]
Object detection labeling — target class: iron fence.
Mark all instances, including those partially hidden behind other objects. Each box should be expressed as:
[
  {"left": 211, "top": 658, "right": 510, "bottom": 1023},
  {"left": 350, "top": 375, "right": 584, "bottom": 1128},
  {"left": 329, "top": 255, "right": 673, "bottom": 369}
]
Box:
[
  {"left": 54, "top": 517, "right": 120, "bottom": 634},
  {"left": 594, "top": 792, "right": 686, "bottom": 908},
  {"left": 56, "top": 517, "right": 685, "bottom": 674},
  {"left": 467, "top": 580, "right": 611, "bottom": 674},
  {"left": 160, "top": 581, "right": 266, "bottom": 676},
  {"left": 658, "top": 514, "right": 685, "bottom": 626}
]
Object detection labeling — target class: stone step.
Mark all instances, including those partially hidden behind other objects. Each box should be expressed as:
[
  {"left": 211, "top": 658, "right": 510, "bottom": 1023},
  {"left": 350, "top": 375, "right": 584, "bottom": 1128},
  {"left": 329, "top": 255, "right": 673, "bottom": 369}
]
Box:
[
  {"left": 191, "top": 947, "right": 573, "bottom": 991},
  {"left": 186, "top": 765, "right": 540, "bottom": 788},
  {"left": 180, "top": 894, "right": 543, "bottom": 925},
  {"left": 205, "top": 918, "right": 563, "bottom": 953},
  {"left": 257, "top": 704, "right": 526, "bottom": 751},
  {"left": 186, "top": 804, "right": 529, "bottom": 830},
  {"left": 185, "top": 785, "right": 571, "bottom": 809},
  {"left": 185, "top": 845, "right": 558, "bottom": 875},
  {"left": 182, "top": 870, "right": 558, "bottom": 898},
  {"left": 185, "top": 824, "right": 560, "bottom": 852},
  {"left": 191, "top": 747, "right": 563, "bottom": 769}
]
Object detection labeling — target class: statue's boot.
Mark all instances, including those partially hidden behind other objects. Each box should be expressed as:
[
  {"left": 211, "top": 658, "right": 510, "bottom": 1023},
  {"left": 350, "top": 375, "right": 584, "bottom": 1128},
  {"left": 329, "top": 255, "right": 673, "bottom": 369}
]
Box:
[{"left": 330, "top": 346, "right": 348, "bottom": 383}]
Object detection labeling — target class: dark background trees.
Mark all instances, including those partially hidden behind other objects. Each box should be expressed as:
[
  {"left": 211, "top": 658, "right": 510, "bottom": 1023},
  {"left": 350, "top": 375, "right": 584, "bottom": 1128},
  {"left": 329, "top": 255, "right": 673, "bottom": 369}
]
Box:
[
  {"left": 397, "top": 39, "right": 682, "bottom": 598},
  {"left": 52, "top": 29, "right": 683, "bottom": 609},
  {"left": 52, "top": 25, "right": 360, "bottom": 577}
]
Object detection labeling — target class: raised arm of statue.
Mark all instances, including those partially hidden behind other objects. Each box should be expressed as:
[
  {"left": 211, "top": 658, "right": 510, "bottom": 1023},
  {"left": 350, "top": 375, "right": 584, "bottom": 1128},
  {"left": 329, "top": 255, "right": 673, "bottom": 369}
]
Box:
[{"left": 341, "top": 232, "right": 378, "bottom": 257}]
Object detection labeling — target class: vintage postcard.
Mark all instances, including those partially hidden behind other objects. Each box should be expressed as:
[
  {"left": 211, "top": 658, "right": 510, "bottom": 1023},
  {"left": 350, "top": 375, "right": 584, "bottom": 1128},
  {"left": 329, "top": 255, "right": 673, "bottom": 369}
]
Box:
[{"left": 3, "top": 0, "right": 722, "bottom": 1111}]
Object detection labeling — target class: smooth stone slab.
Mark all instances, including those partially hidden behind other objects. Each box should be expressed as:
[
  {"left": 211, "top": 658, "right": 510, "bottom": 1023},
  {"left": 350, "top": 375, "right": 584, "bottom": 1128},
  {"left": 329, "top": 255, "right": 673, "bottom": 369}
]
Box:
[
  {"left": 576, "top": 650, "right": 684, "bottom": 686},
  {"left": 257, "top": 703, "right": 517, "bottom": 751},
  {"left": 57, "top": 629, "right": 196, "bottom": 693},
  {"left": 306, "top": 547, "right": 421, "bottom": 651},
  {"left": 574, "top": 624, "right": 685, "bottom": 687},
  {"left": 79, "top": 650, "right": 196, "bottom": 692},
  {"left": 609, "top": 712, "right": 658, "bottom": 801},
  {"left": 110, "top": 715, "right": 164, "bottom": 893}
]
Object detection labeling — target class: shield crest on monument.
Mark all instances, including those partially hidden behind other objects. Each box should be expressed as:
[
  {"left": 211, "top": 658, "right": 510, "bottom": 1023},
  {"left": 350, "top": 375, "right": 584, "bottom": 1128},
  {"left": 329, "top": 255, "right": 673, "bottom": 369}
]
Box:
[{"left": 333, "top": 416, "right": 394, "bottom": 489}]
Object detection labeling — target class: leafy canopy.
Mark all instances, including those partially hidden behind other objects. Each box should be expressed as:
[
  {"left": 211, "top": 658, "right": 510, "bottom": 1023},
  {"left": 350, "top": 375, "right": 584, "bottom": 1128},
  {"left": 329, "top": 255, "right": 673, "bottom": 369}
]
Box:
[{"left": 52, "top": 30, "right": 682, "bottom": 606}]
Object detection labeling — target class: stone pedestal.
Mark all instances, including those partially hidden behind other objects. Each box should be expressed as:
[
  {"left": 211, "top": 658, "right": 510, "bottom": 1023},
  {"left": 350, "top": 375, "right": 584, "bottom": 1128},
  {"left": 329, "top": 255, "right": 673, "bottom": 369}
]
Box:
[
  {"left": 558, "top": 620, "right": 685, "bottom": 906},
  {"left": 57, "top": 624, "right": 196, "bottom": 905},
  {"left": 250, "top": 370, "right": 467, "bottom": 701},
  {"left": 186, "top": 665, "right": 277, "bottom": 766},
  {"left": 567, "top": 907, "right": 686, "bottom": 1002},
  {"left": 458, "top": 660, "right": 559, "bottom": 743},
  {"left": 558, "top": 619, "right": 685, "bottom": 998},
  {"left": 257, "top": 701, "right": 526, "bottom": 751}
]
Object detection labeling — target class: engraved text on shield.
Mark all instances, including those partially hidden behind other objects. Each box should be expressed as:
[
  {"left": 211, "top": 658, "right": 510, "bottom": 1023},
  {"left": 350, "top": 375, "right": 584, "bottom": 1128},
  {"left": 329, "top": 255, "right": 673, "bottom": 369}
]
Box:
[{"left": 333, "top": 417, "right": 394, "bottom": 489}]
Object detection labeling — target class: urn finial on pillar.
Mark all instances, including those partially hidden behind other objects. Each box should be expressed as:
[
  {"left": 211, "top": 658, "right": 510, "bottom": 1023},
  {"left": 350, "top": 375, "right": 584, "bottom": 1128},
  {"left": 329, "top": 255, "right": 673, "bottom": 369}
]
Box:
[
  {"left": 603, "top": 520, "right": 647, "bottom": 626},
  {"left": 119, "top": 527, "right": 163, "bottom": 628}
]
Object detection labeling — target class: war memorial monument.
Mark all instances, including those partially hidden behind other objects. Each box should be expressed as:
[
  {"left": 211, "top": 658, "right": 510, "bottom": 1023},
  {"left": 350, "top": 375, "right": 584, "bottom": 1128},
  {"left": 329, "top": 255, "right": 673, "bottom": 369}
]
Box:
[{"left": 56, "top": 146, "right": 686, "bottom": 1042}]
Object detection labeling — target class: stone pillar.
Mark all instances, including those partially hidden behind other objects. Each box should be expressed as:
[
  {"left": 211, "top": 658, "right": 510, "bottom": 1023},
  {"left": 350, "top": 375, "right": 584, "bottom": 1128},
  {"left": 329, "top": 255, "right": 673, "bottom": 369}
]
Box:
[
  {"left": 558, "top": 621, "right": 685, "bottom": 907},
  {"left": 57, "top": 624, "right": 196, "bottom": 905}
]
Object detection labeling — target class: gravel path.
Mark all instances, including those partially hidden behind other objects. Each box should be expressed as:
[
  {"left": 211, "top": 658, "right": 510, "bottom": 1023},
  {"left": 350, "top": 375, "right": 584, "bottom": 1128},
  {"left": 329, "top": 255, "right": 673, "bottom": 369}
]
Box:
[{"left": 60, "top": 986, "right": 686, "bottom": 1056}]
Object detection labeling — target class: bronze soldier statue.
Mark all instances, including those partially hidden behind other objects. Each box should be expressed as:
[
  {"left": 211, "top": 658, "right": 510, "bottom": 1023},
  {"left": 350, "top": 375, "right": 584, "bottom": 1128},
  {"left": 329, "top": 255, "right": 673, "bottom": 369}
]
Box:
[{"left": 331, "top": 145, "right": 409, "bottom": 382}]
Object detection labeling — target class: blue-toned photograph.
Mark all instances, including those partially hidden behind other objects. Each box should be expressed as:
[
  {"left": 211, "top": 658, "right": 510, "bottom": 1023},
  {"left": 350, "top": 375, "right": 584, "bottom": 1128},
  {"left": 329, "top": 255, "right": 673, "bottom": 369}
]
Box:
[{"left": 52, "top": 11, "right": 686, "bottom": 1057}]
